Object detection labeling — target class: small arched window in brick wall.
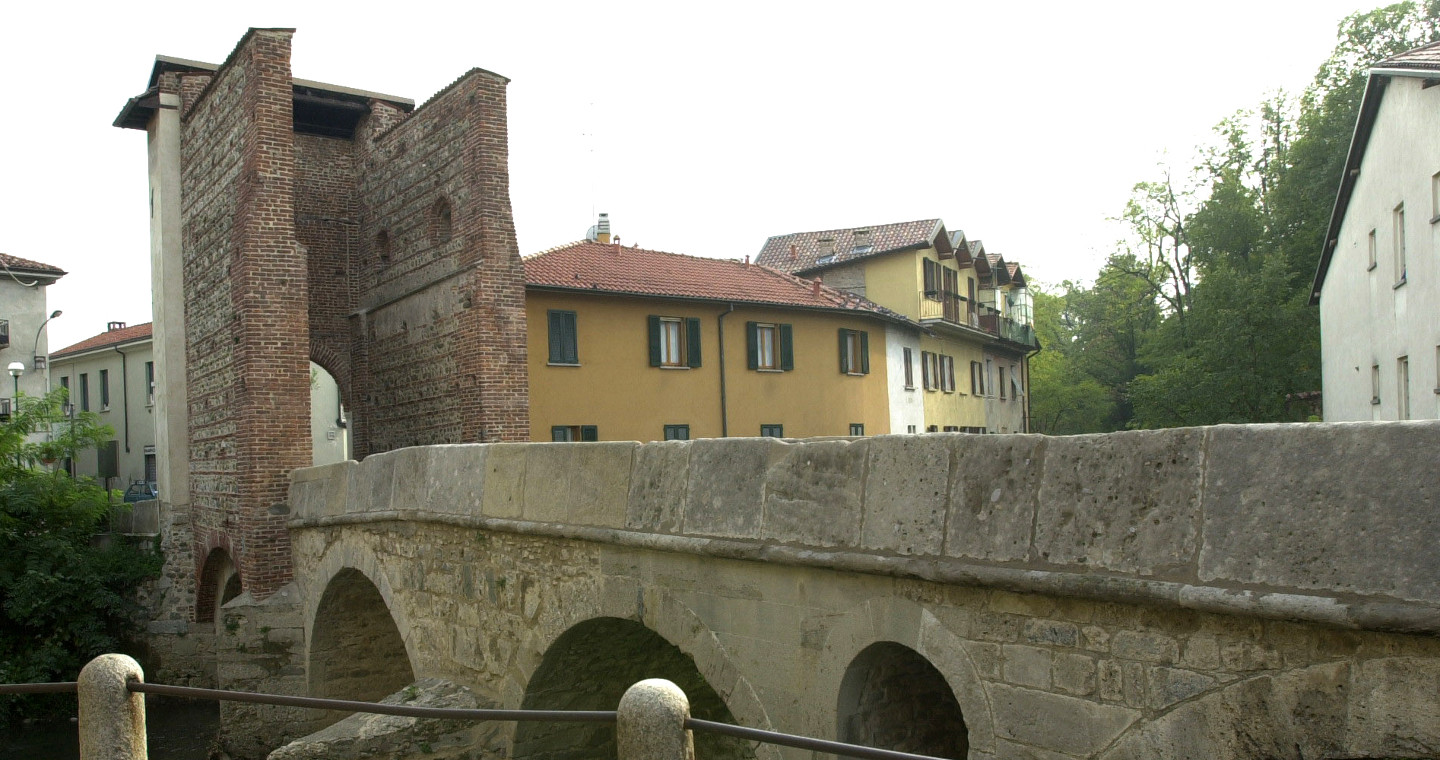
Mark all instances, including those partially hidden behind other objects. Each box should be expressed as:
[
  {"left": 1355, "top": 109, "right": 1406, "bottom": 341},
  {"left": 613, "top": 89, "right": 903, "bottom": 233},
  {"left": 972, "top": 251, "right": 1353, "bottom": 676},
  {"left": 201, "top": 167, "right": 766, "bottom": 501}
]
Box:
[
  {"left": 375, "top": 230, "right": 392, "bottom": 267},
  {"left": 429, "top": 198, "right": 453, "bottom": 245},
  {"left": 837, "top": 642, "right": 968, "bottom": 759}
]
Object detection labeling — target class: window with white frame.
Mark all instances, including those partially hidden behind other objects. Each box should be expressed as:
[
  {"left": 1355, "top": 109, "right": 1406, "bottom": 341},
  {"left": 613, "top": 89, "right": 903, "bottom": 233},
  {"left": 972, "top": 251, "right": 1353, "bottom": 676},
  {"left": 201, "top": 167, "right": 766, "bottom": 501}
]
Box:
[
  {"left": 648, "top": 316, "right": 701, "bottom": 368},
  {"left": 1394, "top": 203, "right": 1407, "bottom": 285},
  {"left": 1398, "top": 356, "right": 1410, "bottom": 420}
]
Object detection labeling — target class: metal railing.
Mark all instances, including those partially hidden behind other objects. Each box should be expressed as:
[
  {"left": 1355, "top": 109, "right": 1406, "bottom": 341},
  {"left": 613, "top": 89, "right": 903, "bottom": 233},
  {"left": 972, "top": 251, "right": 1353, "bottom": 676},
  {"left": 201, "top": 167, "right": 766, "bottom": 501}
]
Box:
[
  {"left": 1, "top": 655, "right": 953, "bottom": 760},
  {"left": 919, "top": 291, "right": 1038, "bottom": 348}
]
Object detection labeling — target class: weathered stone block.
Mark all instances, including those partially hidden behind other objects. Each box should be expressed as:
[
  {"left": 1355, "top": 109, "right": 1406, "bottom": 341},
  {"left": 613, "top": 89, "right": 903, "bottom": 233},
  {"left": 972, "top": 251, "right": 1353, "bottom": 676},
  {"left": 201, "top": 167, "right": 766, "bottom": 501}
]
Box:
[
  {"left": 479, "top": 443, "right": 527, "bottom": 519},
  {"left": 1199, "top": 421, "right": 1440, "bottom": 602},
  {"left": 627, "top": 440, "right": 691, "bottom": 532},
  {"left": 1111, "top": 630, "right": 1178, "bottom": 664},
  {"left": 387, "top": 446, "right": 431, "bottom": 513},
  {"left": 1022, "top": 618, "right": 1079, "bottom": 648},
  {"left": 351, "top": 450, "right": 396, "bottom": 513},
  {"left": 425, "top": 445, "right": 491, "bottom": 516},
  {"left": 683, "top": 438, "right": 780, "bottom": 538},
  {"left": 268, "top": 678, "right": 495, "bottom": 760},
  {"left": 1054, "top": 652, "right": 1097, "bottom": 696},
  {"left": 943, "top": 434, "right": 1044, "bottom": 562},
  {"left": 861, "top": 435, "right": 950, "bottom": 555},
  {"left": 990, "top": 683, "right": 1139, "bottom": 754},
  {"left": 1002, "top": 644, "right": 1052, "bottom": 689},
  {"left": 763, "top": 439, "right": 865, "bottom": 546},
  {"left": 1034, "top": 428, "right": 1203, "bottom": 577},
  {"left": 568, "top": 442, "right": 638, "bottom": 528}
]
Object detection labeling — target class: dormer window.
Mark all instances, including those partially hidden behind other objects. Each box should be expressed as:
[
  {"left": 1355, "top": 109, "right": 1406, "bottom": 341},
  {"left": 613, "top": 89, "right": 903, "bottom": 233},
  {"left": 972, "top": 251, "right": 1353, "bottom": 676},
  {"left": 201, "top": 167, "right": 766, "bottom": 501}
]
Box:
[
  {"left": 850, "top": 245, "right": 872, "bottom": 255},
  {"left": 816, "top": 254, "right": 836, "bottom": 265}
]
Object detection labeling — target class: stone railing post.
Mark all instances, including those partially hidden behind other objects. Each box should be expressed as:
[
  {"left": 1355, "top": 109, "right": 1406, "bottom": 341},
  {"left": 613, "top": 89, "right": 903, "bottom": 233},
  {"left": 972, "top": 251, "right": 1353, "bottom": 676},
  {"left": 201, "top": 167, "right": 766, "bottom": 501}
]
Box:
[
  {"left": 78, "top": 653, "right": 147, "bottom": 760},
  {"left": 616, "top": 678, "right": 694, "bottom": 760}
]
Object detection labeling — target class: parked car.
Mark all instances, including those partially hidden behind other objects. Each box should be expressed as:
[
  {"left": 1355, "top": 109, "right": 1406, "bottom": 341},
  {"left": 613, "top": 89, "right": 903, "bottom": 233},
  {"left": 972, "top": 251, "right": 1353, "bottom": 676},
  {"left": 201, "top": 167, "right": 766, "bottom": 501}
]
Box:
[{"left": 122, "top": 480, "right": 159, "bottom": 503}]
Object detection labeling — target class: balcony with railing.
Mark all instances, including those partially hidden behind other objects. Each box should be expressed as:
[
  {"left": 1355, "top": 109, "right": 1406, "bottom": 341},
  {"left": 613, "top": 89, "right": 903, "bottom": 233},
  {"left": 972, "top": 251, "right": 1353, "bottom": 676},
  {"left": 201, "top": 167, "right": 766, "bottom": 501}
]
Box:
[{"left": 919, "top": 290, "right": 1038, "bottom": 349}]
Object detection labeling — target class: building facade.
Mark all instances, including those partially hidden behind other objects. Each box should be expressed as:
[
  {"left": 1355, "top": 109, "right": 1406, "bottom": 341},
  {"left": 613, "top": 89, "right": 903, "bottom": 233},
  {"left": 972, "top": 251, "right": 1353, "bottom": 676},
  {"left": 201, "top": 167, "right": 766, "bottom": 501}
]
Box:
[
  {"left": 50, "top": 323, "right": 158, "bottom": 490},
  {"left": 0, "top": 253, "right": 66, "bottom": 412},
  {"left": 525, "top": 237, "right": 909, "bottom": 442},
  {"left": 1312, "top": 41, "right": 1440, "bottom": 421},
  {"left": 757, "top": 219, "right": 1039, "bottom": 433}
]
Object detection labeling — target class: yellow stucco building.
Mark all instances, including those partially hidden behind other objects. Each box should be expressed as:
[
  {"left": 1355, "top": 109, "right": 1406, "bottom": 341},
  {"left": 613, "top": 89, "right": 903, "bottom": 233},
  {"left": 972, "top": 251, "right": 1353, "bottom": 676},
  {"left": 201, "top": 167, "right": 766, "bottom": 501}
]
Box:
[
  {"left": 757, "top": 219, "right": 1039, "bottom": 434},
  {"left": 525, "top": 239, "right": 912, "bottom": 442}
]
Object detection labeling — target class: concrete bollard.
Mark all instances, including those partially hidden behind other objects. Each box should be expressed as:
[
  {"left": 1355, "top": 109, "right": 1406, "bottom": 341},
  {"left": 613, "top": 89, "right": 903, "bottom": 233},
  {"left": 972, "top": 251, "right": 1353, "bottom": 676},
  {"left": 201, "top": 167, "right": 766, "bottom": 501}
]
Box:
[
  {"left": 616, "top": 678, "right": 694, "bottom": 760},
  {"left": 77, "top": 654, "right": 147, "bottom": 760}
]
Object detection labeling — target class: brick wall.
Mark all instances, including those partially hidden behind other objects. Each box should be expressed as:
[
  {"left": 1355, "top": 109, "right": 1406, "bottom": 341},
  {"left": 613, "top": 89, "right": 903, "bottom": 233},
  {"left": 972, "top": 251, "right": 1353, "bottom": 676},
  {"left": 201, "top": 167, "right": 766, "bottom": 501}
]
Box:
[
  {"left": 171, "top": 29, "right": 528, "bottom": 609},
  {"left": 179, "top": 28, "right": 307, "bottom": 601},
  {"left": 352, "top": 69, "right": 528, "bottom": 456}
]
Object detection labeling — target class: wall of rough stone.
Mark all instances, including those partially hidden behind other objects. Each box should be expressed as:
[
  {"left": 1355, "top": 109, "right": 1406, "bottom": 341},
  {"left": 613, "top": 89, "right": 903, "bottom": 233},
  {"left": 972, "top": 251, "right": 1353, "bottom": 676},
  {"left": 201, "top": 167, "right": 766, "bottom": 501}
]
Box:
[{"left": 271, "top": 422, "right": 1440, "bottom": 760}]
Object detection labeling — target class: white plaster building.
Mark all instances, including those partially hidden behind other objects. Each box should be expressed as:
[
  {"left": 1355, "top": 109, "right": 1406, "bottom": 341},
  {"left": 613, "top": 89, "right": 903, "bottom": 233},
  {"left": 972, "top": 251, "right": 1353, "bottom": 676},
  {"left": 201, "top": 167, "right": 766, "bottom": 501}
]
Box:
[
  {"left": 0, "top": 253, "right": 66, "bottom": 414},
  {"left": 1313, "top": 42, "right": 1440, "bottom": 421},
  {"left": 50, "top": 322, "right": 157, "bottom": 490}
]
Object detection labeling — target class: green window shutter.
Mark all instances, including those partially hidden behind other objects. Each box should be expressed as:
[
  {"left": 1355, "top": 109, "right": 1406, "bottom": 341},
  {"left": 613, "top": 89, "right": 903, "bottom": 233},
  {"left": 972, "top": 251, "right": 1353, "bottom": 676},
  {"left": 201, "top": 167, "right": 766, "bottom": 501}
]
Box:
[
  {"left": 548, "top": 311, "right": 564, "bottom": 363},
  {"left": 580, "top": 425, "right": 598, "bottom": 441},
  {"left": 838, "top": 329, "right": 850, "bottom": 373},
  {"left": 686, "top": 318, "right": 702, "bottom": 368},
  {"left": 563, "top": 313, "right": 578, "bottom": 363},
  {"left": 648, "top": 315, "right": 662, "bottom": 367},
  {"left": 860, "top": 331, "right": 870, "bottom": 374},
  {"left": 779, "top": 324, "right": 794, "bottom": 371},
  {"left": 746, "top": 321, "right": 759, "bottom": 370}
]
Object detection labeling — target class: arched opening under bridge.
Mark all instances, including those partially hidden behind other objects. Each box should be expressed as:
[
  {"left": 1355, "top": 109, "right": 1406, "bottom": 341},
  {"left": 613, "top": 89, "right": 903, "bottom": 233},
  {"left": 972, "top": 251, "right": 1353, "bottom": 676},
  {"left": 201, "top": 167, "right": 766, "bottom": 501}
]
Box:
[{"left": 838, "top": 642, "right": 968, "bottom": 759}]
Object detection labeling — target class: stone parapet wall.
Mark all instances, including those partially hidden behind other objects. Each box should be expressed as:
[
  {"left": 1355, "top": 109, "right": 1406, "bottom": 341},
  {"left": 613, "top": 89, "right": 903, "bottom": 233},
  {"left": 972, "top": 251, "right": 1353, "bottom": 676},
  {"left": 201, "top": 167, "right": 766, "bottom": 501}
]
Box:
[{"left": 289, "top": 422, "right": 1440, "bottom": 636}]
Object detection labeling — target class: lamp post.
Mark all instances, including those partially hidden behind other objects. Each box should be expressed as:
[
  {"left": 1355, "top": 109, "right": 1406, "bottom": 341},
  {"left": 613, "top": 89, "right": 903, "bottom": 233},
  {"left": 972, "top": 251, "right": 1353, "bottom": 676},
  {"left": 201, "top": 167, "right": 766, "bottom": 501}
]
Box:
[
  {"left": 32, "top": 309, "right": 61, "bottom": 377},
  {"left": 7, "top": 361, "right": 22, "bottom": 402}
]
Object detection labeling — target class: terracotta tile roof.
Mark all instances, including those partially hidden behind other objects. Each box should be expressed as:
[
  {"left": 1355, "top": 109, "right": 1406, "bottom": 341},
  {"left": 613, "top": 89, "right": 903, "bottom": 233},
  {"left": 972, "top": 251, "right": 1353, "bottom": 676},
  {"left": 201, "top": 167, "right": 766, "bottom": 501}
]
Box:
[
  {"left": 524, "top": 241, "right": 912, "bottom": 324},
  {"left": 0, "top": 252, "right": 66, "bottom": 278},
  {"left": 755, "top": 219, "right": 946, "bottom": 274},
  {"left": 52, "top": 323, "right": 153, "bottom": 359},
  {"left": 1376, "top": 40, "right": 1440, "bottom": 72}
]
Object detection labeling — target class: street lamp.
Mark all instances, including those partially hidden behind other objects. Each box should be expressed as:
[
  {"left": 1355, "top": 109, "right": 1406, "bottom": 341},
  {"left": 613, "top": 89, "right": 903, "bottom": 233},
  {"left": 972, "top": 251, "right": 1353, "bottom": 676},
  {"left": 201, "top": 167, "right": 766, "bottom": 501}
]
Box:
[
  {"left": 32, "top": 309, "right": 61, "bottom": 373},
  {"left": 7, "top": 361, "right": 22, "bottom": 401}
]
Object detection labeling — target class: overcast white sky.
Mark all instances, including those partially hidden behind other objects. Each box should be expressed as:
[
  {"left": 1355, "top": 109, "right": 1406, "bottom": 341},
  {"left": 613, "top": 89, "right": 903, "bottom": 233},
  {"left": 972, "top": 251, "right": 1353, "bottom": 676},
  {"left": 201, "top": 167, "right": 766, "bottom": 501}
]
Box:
[{"left": 0, "top": 1, "right": 1380, "bottom": 350}]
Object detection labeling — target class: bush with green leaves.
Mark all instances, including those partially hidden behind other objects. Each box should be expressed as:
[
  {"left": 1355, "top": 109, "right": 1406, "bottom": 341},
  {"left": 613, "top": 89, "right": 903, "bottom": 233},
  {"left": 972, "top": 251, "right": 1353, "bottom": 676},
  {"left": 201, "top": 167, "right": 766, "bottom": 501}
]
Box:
[{"left": 0, "top": 389, "right": 162, "bottom": 721}]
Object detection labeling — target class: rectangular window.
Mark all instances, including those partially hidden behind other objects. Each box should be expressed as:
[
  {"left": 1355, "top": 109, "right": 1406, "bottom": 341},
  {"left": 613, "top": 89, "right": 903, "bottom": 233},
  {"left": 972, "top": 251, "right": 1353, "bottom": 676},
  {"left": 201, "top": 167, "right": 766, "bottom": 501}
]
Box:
[
  {"left": 1398, "top": 356, "right": 1411, "bottom": 420},
  {"left": 747, "top": 322, "right": 793, "bottom": 371},
  {"left": 547, "top": 310, "right": 579, "bottom": 364},
  {"left": 551, "top": 425, "right": 598, "bottom": 442},
  {"left": 99, "top": 369, "right": 110, "bottom": 410},
  {"left": 649, "top": 316, "right": 702, "bottom": 368},
  {"left": 943, "top": 425, "right": 960, "bottom": 432},
  {"left": 902, "top": 347, "right": 914, "bottom": 389},
  {"left": 939, "top": 355, "right": 956, "bottom": 393},
  {"left": 921, "top": 351, "right": 933, "bottom": 389},
  {"left": 1367, "top": 229, "right": 1377, "bottom": 271},
  {"left": 923, "top": 258, "right": 941, "bottom": 299},
  {"left": 985, "top": 358, "right": 994, "bottom": 396},
  {"left": 999, "top": 367, "right": 1007, "bottom": 400},
  {"left": 145, "top": 361, "right": 155, "bottom": 406},
  {"left": 838, "top": 329, "right": 869, "bottom": 375},
  {"left": 970, "top": 361, "right": 980, "bottom": 395},
  {"left": 1394, "top": 203, "right": 1407, "bottom": 285},
  {"left": 80, "top": 373, "right": 90, "bottom": 412},
  {"left": 849, "top": 423, "right": 865, "bottom": 436},
  {"left": 60, "top": 375, "right": 69, "bottom": 392},
  {"left": 760, "top": 424, "right": 784, "bottom": 438},
  {"left": 1372, "top": 363, "right": 1381, "bottom": 406},
  {"left": 664, "top": 424, "right": 690, "bottom": 441},
  {"left": 906, "top": 424, "right": 917, "bottom": 434},
  {"left": 1011, "top": 365, "right": 1022, "bottom": 397}
]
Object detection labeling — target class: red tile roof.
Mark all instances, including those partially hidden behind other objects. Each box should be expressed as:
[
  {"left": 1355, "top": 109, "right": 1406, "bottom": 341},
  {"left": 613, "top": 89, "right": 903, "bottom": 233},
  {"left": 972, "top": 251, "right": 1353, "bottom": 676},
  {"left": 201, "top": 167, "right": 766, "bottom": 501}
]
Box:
[
  {"left": 0, "top": 252, "right": 66, "bottom": 278},
  {"left": 1376, "top": 40, "right": 1440, "bottom": 71},
  {"left": 524, "top": 241, "right": 911, "bottom": 324},
  {"left": 52, "top": 323, "right": 153, "bottom": 359},
  {"left": 755, "top": 219, "right": 946, "bottom": 274}
]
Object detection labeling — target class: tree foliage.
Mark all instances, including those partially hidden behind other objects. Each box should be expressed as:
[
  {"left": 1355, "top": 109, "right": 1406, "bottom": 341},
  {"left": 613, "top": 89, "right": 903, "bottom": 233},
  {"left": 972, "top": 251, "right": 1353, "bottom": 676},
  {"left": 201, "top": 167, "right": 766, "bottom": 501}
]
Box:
[
  {"left": 0, "top": 390, "right": 161, "bottom": 722},
  {"left": 1052, "top": 1, "right": 1438, "bottom": 431}
]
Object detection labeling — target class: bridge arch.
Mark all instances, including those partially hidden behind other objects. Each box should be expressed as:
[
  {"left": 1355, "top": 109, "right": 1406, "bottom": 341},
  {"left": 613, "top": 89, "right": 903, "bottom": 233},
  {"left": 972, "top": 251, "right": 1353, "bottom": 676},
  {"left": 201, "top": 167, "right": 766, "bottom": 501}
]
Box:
[
  {"left": 839, "top": 642, "right": 968, "bottom": 758},
  {"left": 822, "top": 597, "right": 995, "bottom": 756},
  {"left": 513, "top": 616, "right": 756, "bottom": 760},
  {"left": 196, "top": 546, "right": 241, "bottom": 628},
  {"left": 303, "top": 541, "right": 418, "bottom": 710}
]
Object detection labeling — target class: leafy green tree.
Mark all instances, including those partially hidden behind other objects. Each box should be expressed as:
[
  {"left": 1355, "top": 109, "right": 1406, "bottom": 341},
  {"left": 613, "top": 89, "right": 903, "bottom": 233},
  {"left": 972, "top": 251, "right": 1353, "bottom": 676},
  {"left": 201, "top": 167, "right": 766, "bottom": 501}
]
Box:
[
  {"left": 0, "top": 390, "right": 161, "bottom": 722},
  {"left": 1027, "top": 288, "right": 1115, "bottom": 434}
]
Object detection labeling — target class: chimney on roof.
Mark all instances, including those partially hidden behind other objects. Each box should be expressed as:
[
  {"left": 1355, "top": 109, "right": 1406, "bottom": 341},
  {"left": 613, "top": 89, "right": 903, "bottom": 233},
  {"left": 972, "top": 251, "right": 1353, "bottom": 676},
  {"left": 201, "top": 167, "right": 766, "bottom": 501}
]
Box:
[
  {"left": 107, "top": 321, "right": 126, "bottom": 332},
  {"left": 594, "top": 213, "right": 612, "bottom": 244},
  {"left": 789, "top": 244, "right": 798, "bottom": 261}
]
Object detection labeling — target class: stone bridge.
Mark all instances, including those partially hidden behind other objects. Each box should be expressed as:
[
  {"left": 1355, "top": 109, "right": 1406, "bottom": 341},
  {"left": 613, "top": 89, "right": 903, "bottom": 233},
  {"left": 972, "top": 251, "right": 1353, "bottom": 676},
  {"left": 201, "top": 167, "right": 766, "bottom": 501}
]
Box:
[{"left": 212, "top": 422, "right": 1440, "bottom": 760}]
